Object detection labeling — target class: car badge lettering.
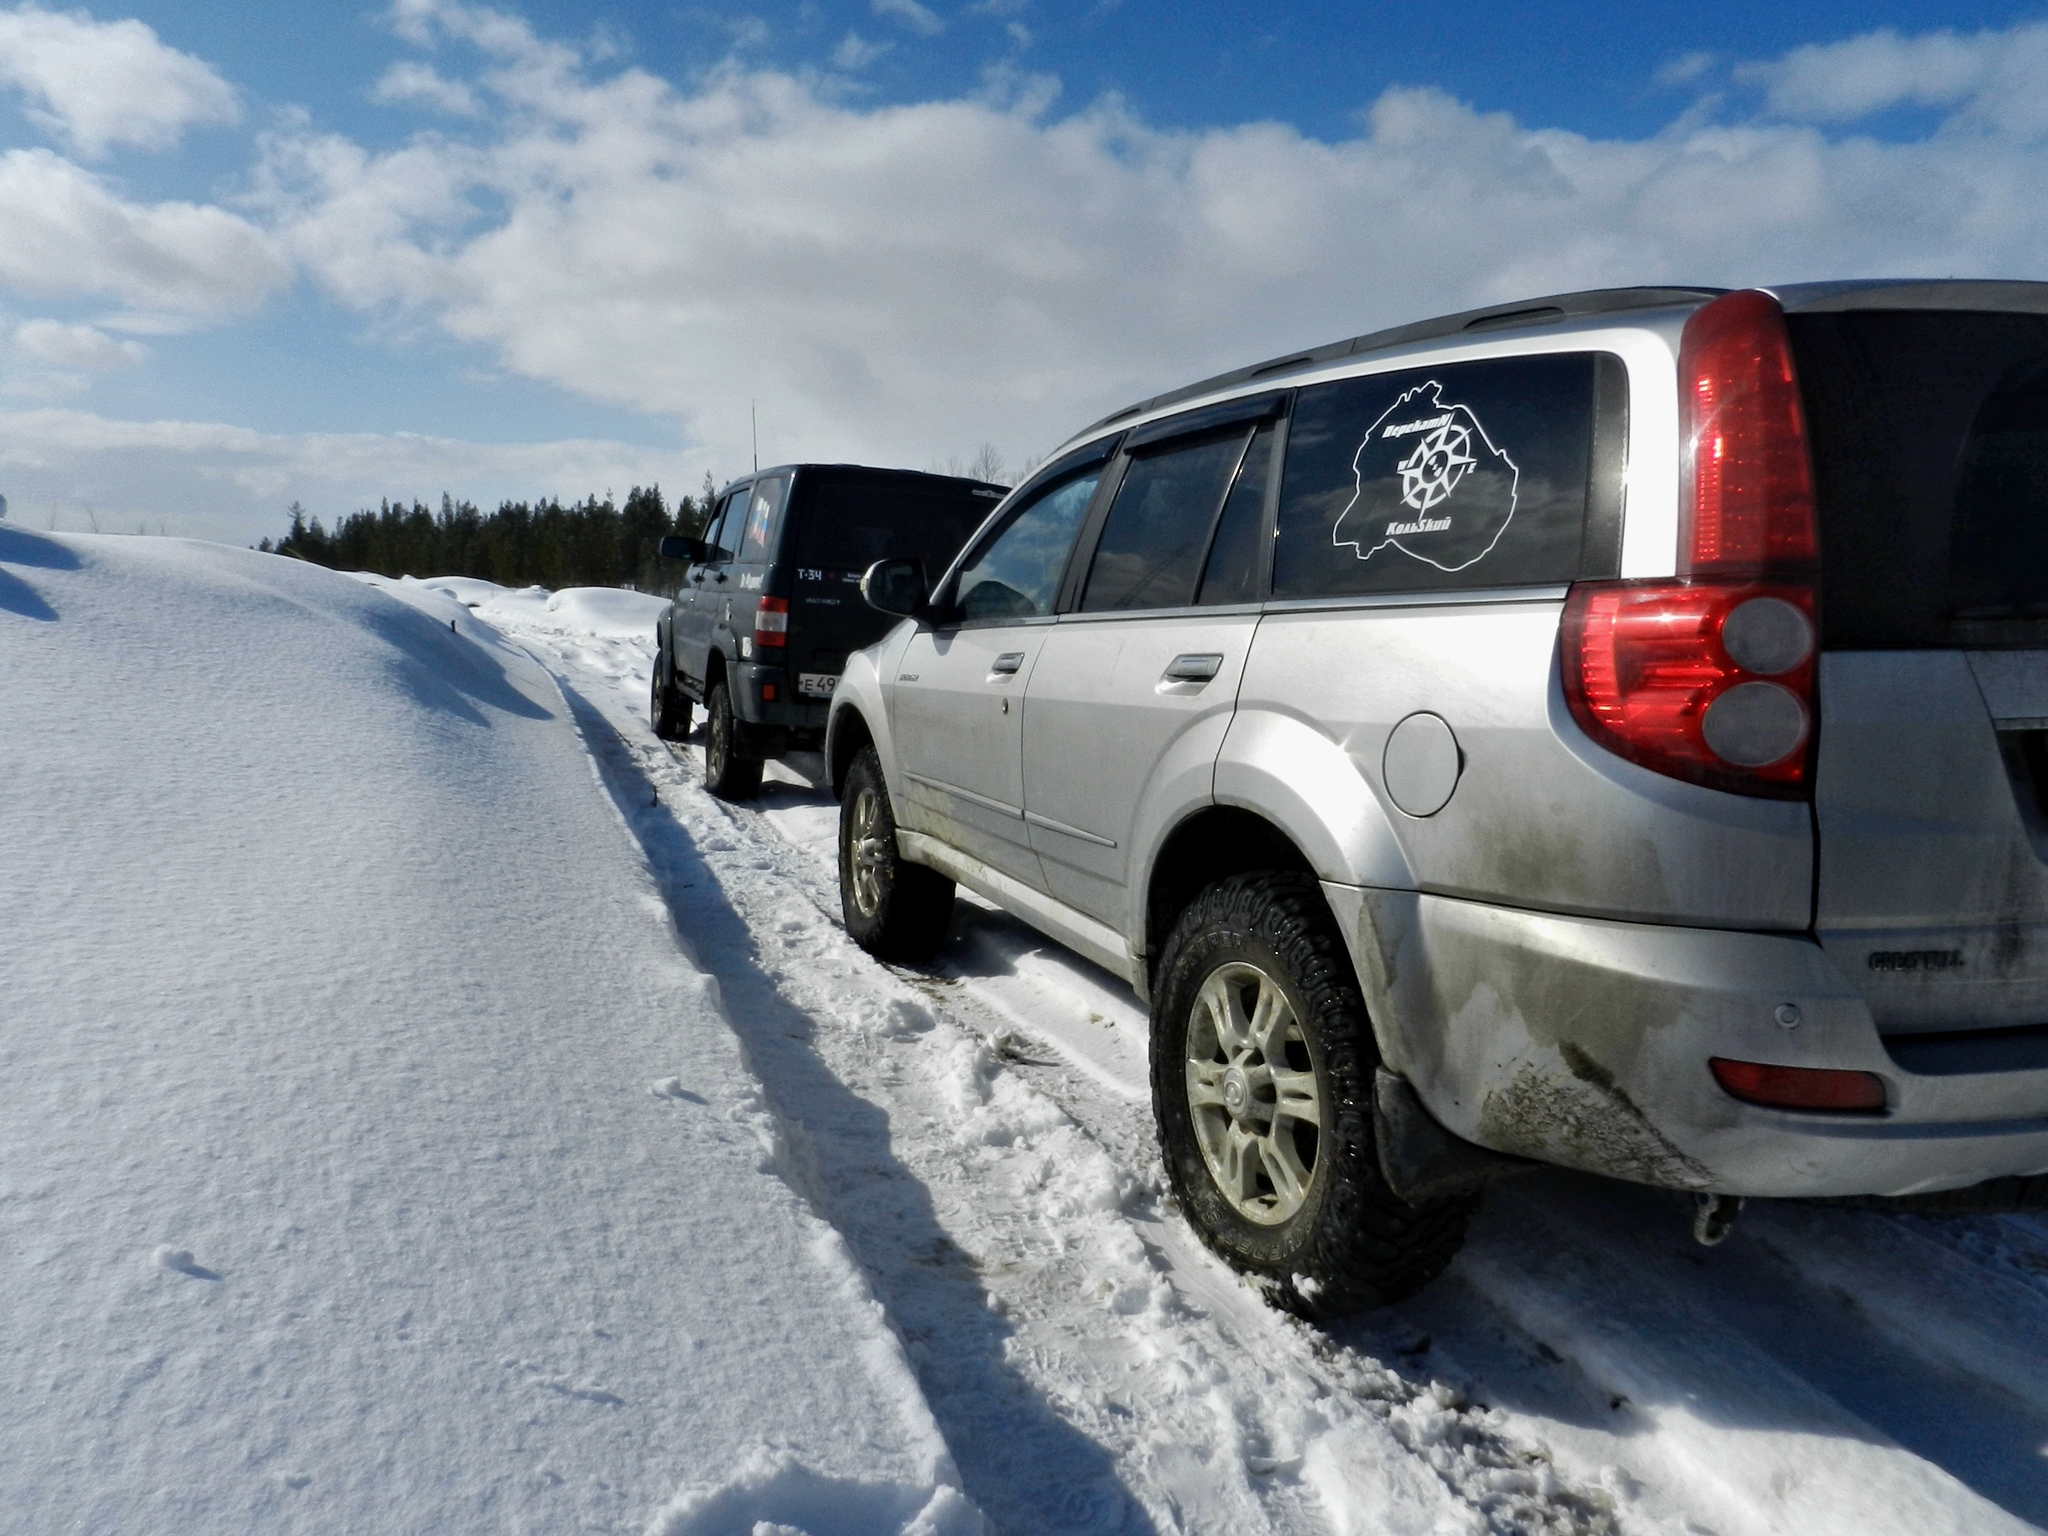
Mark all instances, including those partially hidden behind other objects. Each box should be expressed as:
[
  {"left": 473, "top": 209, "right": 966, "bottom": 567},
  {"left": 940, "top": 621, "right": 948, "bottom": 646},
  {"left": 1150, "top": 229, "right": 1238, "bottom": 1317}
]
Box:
[
  {"left": 1867, "top": 949, "right": 1967, "bottom": 972},
  {"left": 1332, "top": 380, "right": 1520, "bottom": 572}
]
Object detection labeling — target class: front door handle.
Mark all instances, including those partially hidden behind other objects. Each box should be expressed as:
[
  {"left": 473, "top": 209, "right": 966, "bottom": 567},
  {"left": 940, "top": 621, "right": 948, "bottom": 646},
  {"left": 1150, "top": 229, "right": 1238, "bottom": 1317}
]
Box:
[
  {"left": 1163, "top": 653, "right": 1223, "bottom": 683},
  {"left": 989, "top": 652, "right": 1025, "bottom": 676}
]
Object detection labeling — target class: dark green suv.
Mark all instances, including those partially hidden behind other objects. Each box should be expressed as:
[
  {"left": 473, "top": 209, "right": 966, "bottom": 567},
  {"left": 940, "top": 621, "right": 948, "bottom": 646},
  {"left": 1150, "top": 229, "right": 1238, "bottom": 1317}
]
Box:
[{"left": 651, "top": 464, "right": 1006, "bottom": 797}]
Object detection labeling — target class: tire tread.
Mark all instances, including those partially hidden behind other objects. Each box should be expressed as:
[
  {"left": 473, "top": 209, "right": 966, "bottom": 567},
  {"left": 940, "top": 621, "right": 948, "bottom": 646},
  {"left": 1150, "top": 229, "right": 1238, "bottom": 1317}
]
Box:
[{"left": 1151, "top": 871, "right": 1474, "bottom": 1316}]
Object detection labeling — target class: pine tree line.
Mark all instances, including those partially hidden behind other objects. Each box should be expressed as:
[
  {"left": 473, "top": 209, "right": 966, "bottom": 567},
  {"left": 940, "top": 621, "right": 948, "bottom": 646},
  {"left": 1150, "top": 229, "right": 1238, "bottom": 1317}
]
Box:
[{"left": 261, "top": 478, "right": 716, "bottom": 592}]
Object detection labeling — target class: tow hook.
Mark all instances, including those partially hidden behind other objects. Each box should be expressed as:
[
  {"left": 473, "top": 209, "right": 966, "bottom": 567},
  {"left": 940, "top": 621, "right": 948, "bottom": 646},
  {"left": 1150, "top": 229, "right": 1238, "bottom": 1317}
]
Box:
[{"left": 1693, "top": 1192, "right": 1744, "bottom": 1246}]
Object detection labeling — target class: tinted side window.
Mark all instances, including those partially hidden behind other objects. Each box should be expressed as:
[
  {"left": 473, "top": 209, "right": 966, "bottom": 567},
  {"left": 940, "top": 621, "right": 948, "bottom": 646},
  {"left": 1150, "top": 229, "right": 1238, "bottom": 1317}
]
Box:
[
  {"left": 1197, "top": 421, "right": 1275, "bottom": 605},
  {"left": 1082, "top": 429, "right": 1248, "bottom": 612},
  {"left": 705, "top": 491, "right": 746, "bottom": 561},
  {"left": 1274, "top": 353, "right": 1604, "bottom": 598},
  {"left": 953, "top": 469, "right": 1103, "bottom": 623},
  {"left": 737, "top": 474, "right": 790, "bottom": 563}
]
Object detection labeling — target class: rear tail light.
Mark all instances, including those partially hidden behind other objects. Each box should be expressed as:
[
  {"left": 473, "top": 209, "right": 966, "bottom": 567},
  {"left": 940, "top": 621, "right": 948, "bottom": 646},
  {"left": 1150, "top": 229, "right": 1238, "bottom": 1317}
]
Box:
[
  {"left": 1563, "top": 581, "right": 1815, "bottom": 795},
  {"left": 1710, "top": 1057, "right": 1886, "bottom": 1113},
  {"left": 753, "top": 595, "right": 788, "bottom": 648},
  {"left": 1561, "top": 291, "right": 1821, "bottom": 798},
  {"left": 1679, "top": 290, "right": 1819, "bottom": 573}
]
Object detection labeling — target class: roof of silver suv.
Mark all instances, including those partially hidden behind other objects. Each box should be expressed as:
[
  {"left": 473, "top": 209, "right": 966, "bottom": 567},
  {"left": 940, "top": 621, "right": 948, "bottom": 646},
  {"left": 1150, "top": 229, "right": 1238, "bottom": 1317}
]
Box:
[{"left": 1083, "top": 277, "right": 2048, "bottom": 439}]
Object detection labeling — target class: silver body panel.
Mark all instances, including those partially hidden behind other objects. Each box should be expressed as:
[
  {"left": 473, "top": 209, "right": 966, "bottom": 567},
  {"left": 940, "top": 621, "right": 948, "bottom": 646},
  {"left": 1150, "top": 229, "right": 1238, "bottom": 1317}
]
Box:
[
  {"left": 889, "top": 619, "right": 1049, "bottom": 885},
  {"left": 1222, "top": 597, "right": 1812, "bottom": 928},
  {"left": 1023, "top": 609, "right": 1259, "bottom": 925},
  {"left": 1814, "top": 650, "right": 2048, "bottom": 1032}
]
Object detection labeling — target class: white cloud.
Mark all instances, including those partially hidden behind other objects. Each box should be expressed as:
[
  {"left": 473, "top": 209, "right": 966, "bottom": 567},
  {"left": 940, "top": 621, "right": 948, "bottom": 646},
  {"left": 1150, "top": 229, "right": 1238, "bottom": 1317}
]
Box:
[
  {"left": 373, "top": 60, "right": 481, "bottom": 116},
  {"left": 0, "top": 4, "right": 237, "bottom": 157},
  {"left": 1739, "top": 22, "right": 2048, "bottom": 138},
  {"left": 831, "top": 32, "right": 892, "bottom": 71},
  {"left": 1, "top": 315, "right": 145, "bottom": 398},
  {"left": 872, "top": 0, "right": 943, "bottom": 40},
  {"left": 0, "top": 147, "right": 289, "bottom": 316},
  {"left": 1655, "top": 50, "right": 1715, "bottom": 88},
  {"left": 16, "top": 8, "right": 2048, "bottom": 547},
  {"left": 11, "top": 317, "right": 145, "bottom": 367},
  {"left": 244, "top": 15, "right": 2048, "bottom": 486},
  {"left": 0, "top": 406, "right": 701, "bottom": 543}
]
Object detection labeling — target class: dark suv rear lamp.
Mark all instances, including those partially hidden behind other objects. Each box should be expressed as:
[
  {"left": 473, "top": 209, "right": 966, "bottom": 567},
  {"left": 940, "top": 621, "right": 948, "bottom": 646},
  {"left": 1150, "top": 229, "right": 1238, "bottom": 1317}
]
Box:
[
  {"left": 1709, "top": 1057, "right": 1886, "bottom": 1113},
  {"left": 753, "top": 595, "right": 788, "bottom": 648}
]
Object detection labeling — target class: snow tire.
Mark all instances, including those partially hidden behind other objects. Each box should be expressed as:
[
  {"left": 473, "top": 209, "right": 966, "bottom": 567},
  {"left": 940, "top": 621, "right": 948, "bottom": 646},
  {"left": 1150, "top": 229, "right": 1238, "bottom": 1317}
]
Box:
[
  {"left": 703, "top": 679, "right": 763, "bottom": 800},
  {"left": 651, "top": 653, "right": 692, "bottom": 741},
  {"left": 839, "top": 746, "right": 955, "bottom": 961},
  {"left": 1151, "top": 872, "right": 1475, "bottom": 1317}
]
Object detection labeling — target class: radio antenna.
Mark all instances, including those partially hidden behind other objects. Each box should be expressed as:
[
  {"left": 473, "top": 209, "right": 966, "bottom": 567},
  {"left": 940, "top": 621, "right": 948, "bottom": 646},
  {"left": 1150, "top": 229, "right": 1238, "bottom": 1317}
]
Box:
[{"left": 751, "top": 401, "right": 759, "bottom": 473}]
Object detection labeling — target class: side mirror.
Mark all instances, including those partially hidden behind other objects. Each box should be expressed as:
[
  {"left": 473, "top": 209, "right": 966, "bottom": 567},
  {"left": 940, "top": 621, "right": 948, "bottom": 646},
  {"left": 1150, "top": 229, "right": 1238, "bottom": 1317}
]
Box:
[
  {"left": 861, "top": 557, "right": 929, "bottom": 619},
  {"left": 658, "top": 535, "right": 708, "bottom": 563}
]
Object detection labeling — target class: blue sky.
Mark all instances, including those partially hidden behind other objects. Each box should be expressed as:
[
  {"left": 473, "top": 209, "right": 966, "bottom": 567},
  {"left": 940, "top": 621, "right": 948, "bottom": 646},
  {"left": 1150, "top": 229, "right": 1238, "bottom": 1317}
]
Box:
[{"left": 1, "top": 0, "right": 2045, "bottom": 543}]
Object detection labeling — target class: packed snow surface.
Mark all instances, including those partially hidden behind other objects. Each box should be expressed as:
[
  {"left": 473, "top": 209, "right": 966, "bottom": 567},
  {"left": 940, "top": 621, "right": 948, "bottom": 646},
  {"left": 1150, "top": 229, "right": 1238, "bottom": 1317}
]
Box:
[
  {"left": 11, "top": 543, "right": 2048, "bottom": 1535},
  {"left": 0, "top": 533, "right": 968, "bottom": 1534}
]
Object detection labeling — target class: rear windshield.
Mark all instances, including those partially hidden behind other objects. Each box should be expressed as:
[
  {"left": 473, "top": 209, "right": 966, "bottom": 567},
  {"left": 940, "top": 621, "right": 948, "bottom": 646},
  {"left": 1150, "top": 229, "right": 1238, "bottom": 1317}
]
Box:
[
  {"left": 1790, "top": 310, "right": 2048, "bottom": 648},
  {"left": 790, "top": 473, "right": 1003, "bottom": 576}
]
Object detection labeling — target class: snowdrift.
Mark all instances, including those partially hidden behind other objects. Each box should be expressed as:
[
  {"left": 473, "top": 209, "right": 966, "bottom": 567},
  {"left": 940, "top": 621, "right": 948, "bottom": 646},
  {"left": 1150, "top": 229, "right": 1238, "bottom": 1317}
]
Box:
[
  {"left": 0, "top": 528, "right": 970, "bottom": 1534},
  {"left": 403, "top": 573, "right": 669, "bottom": 639}
]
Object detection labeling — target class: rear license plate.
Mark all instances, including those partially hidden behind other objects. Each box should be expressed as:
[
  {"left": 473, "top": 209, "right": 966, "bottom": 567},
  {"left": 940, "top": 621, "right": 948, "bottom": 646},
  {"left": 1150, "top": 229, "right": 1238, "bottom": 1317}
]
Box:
[{"left": 797, "top": 673, "right": 840, "bottom": 698}]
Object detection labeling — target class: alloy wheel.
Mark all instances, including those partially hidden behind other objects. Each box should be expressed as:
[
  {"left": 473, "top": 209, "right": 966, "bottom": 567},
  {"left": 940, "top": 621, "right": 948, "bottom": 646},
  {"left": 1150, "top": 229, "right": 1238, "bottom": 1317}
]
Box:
[
  {"left": 1184, "top": 961, "right": 1323, "bottom": 1225},
  {"left": 847, "top": 785, "right": 888, "bottom": 918}
]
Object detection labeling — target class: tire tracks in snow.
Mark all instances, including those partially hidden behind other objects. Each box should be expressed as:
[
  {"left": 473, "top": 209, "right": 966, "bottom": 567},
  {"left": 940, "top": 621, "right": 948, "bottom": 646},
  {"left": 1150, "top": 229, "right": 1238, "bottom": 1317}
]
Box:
[{"left": 520, "top": 636, "right": 1631, "bottom": 1536}]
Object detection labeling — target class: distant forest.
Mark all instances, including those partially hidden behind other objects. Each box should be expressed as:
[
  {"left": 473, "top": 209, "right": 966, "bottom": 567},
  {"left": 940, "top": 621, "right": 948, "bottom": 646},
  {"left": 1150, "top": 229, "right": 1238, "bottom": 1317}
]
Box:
[{"left": 262, "top": 480, "right": 715, "bottom": 591}]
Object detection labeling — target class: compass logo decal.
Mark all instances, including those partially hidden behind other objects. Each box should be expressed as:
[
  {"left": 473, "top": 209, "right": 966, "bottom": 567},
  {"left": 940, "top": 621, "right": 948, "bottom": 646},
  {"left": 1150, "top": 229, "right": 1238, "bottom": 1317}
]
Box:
[
  {"left": 1397, "top": 420, "right": 1476, "bottom": 511},
  {"left": 1332, "top": 380, "right": 1520, "bottom": 571}
]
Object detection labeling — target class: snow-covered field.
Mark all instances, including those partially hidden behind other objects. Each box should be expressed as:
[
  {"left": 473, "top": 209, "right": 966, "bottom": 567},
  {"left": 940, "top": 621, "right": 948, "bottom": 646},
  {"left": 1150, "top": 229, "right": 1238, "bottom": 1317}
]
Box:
[{"left": 9, "top": 534, "right": 2048, "bottom": 1535}]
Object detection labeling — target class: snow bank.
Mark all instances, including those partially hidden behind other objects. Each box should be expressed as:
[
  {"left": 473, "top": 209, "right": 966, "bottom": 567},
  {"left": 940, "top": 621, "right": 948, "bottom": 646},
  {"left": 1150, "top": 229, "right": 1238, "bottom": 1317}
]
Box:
[
  {"left": 0, "top": 528, "right": 970, "bottom": 1534},
  {"left": 395, "top": 573, "right": 667, "bottom": 640}
]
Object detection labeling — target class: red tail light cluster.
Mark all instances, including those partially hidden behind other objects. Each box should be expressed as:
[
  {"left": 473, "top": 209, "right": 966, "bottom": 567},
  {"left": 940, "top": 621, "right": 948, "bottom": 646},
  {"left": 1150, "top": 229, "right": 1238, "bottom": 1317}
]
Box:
[
  {"left": 753, "top": 595, "right": 788, "bottom": 649},
  {"left": 1562, "top": 290, "right": 1821, "bottom": 799},
  {"left": 1677, "top": 290, "right": 1819, "bottom": 573}
]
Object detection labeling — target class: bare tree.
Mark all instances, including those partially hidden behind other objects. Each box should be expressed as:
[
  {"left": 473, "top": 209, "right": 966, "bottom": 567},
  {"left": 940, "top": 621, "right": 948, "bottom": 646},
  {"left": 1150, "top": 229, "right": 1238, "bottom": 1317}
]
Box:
[{"left": 968, "top": 442, "right": 1007, "bottom": 484}]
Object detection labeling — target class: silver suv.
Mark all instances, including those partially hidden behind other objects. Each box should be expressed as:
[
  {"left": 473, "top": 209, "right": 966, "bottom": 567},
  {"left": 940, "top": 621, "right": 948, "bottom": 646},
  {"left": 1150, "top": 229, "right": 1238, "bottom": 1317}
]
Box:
[{"left": 826, "top": 281, "right": 2048, "bottom": 1314}]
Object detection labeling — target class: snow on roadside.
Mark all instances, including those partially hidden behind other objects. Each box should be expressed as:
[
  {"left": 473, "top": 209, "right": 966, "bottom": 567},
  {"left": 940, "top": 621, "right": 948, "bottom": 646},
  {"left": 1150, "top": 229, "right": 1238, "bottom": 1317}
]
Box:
[
  {"left": 478, "top": 580, "right": 1647, "bottom": 1535},
  {"left": 0, "top": 534, "right": 973, "bottom": 1535},
  {"left": 476, "top": 573, "right": 2048, "bottom": 1536}
]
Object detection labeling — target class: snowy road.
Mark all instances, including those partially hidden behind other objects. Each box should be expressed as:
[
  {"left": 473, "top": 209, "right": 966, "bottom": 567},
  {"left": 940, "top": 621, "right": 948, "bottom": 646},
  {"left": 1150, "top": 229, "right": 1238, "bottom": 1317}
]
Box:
[
  {"left": 441, "top": 575, "right": 2048, "bottom": 1536},
  {"left": 12, "top": 529, "right": 2046, "bottom": 1535}
]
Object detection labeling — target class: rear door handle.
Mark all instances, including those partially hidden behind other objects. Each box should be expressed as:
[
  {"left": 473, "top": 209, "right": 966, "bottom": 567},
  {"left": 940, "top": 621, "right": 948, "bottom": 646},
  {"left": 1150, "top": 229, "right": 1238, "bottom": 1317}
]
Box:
[
  {"left": 1163, "top": 653, "right": 1223, "bottom": 683},
  {"left": 990, "top": 652, "right": 1025, "bottom": 676}
]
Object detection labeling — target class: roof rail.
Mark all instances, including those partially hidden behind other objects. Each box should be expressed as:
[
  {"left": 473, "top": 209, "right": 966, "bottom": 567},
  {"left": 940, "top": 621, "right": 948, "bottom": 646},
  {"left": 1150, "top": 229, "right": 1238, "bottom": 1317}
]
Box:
[{"left": 1078, "top": 285, "right": 1725, "bottom": 435}]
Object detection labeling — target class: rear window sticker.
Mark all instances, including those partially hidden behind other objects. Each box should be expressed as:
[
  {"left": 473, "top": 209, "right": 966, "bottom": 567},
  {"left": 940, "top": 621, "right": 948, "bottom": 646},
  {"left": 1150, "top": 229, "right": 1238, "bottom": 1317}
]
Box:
[{"left": 1332, "top": 380, "right": 1521, "bottom": 572}]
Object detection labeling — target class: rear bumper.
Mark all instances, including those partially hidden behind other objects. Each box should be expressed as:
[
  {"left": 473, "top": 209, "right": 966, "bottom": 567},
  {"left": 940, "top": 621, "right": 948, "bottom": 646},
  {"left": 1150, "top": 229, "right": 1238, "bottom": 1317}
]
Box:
[
  {"left": 736, "top": 663, "right": 827, "bottom": 746},
  {"left": 1326, "top": 884, "right": 2048, "bottom": 1198}
]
